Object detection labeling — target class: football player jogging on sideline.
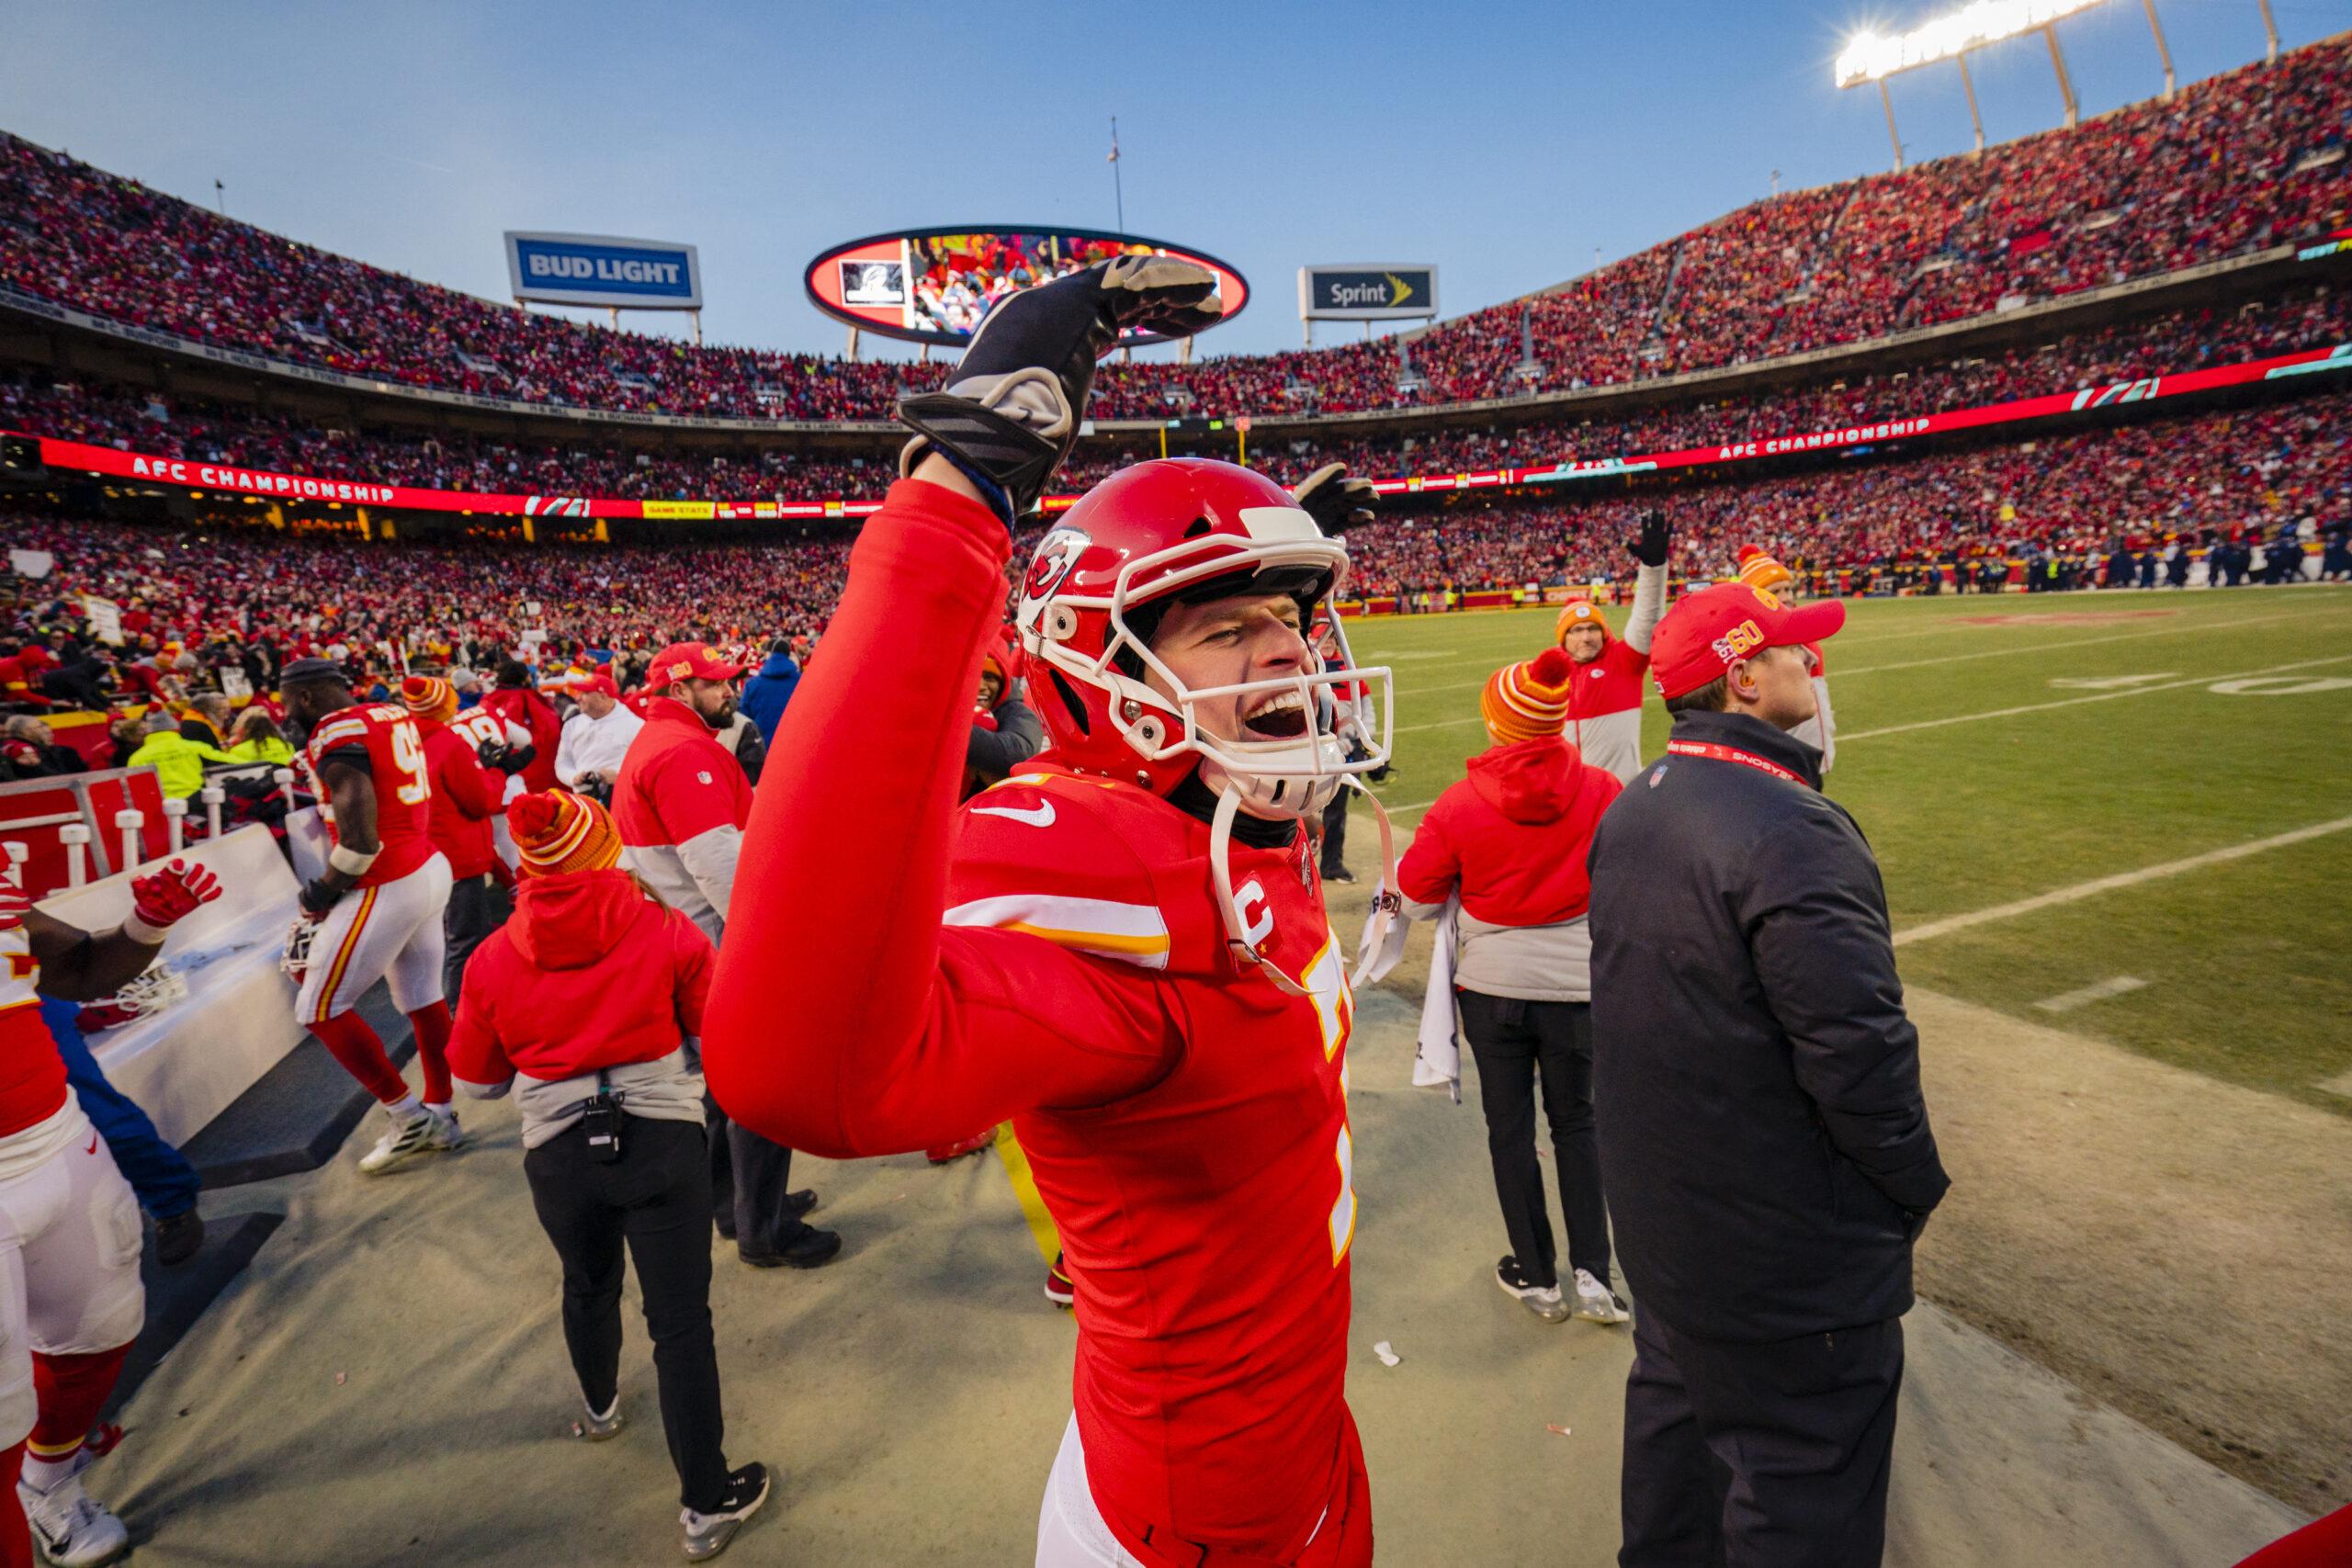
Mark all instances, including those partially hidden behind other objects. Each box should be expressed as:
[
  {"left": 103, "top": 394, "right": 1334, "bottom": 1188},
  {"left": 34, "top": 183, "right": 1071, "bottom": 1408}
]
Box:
[
  {"left": 280, "top": 659, "right": 464, "bottom": 1176},
  {"left": 1552, "top": 512, "right": 1672, "bottom": 784},
  {"left": 1, "top": 849, "right": 220, "bottom": 1568},
  {"left": 705, "top": 259, "right": 1393, "bottom": 1568}
]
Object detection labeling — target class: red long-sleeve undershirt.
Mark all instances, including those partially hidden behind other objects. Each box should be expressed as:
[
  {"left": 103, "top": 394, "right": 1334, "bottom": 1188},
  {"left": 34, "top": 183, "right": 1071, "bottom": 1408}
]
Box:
[{"left": 702, "top": 478, "right": 1175, "bottom": 1158}]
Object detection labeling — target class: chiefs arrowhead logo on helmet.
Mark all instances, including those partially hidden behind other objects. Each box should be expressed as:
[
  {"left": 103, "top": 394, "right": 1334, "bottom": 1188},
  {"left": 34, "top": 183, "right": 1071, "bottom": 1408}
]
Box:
[{"left": 1022, "top": 528, "right": 1090, "bottom": 608}]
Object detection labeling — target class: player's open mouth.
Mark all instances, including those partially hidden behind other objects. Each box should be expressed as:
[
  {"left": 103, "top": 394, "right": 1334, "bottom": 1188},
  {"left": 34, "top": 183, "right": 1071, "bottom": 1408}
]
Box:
[{"left": 1241, "top": 692, "right": 1309, "bottom": 739}]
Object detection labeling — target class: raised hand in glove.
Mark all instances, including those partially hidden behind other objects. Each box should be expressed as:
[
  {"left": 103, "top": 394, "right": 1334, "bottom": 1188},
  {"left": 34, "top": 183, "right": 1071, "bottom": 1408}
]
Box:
[
  {"left": 898, "top": 256, "right": 1225, "bottom": 522},
  {"left": 1293, "top": 463, "right": 1377, "bottom": 534},
  {"left": 126, "top": 857, "right": 223, "bottom": 943},
  {"left": 1629, "top": 509, "right": 1671, "bottom": 569}
]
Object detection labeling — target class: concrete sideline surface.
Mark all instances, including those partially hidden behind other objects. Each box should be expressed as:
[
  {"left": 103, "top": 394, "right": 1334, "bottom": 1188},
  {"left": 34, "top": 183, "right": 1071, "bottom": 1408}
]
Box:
[{"left": 96, "top": 989, "right": 2305, "bottom": 1565}]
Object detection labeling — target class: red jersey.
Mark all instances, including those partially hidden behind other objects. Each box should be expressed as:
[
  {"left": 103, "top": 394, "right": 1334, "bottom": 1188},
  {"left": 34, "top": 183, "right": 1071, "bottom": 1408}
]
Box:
[
  {"left": 0, "top": 874, "right": 67, "bottom": 1137},
  {"left": 707, "top": 478, "right": 1365, "bottom": 1562},
  {"left": 413, "top": 716, "right": 501, "bottom": 879},
  {"left": 300, "top": 703, "right": 436, "bottom": 886}
]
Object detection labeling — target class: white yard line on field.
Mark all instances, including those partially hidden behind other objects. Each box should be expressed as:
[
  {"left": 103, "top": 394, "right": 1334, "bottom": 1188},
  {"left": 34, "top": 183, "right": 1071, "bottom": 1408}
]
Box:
[
  {"left": 1831, "top": 607, "right": 2345, "bottom": 676},
  {"left": 1893, "top": 815, "right": 2352, "bottom": 948},
  {"left": 1838, "top": 654, "right": 2352, "bottom": 741},
  {"left": 1384, "top": 604, "right": 2347, "bottom": 704},
  {"left": 2033, "top": 976, "right": 2149, "bottom": 1013}
]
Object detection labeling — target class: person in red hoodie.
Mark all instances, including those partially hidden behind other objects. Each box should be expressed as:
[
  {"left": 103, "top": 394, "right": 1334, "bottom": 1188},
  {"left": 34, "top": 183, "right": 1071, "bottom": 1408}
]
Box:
[
  {"left": 1396, "top": 648, "right": 1631, "bottom": 1327},
  {"left": 448, "top": 792, "right": 771, "bottom": 1562},
  {"left": 400, "top": 677, "right": 507, "bottom": 1009}
]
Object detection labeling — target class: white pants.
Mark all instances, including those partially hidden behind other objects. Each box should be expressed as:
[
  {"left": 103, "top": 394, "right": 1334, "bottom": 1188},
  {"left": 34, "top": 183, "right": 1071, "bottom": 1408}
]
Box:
[
  {"left": 0, "top": 1104, "right": 145, "bottom": 1445},
  {"left": 296, "top": 852, "right": 453, "bottom": 1024},
  {"left": 1035, "top": 1415, "right": 1146, "bottom": 1567}
]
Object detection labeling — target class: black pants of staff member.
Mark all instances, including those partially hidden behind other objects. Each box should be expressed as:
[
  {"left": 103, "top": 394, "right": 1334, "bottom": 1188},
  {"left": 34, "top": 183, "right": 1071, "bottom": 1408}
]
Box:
[
  {"left": 524, "top": 1115, "right": 732, "bottom": 1514},
  {"left": 1318, "top": 788, "right": 1350, "bottom": 878},
  {"left": 1620, "top": 1309, "right": 1904, "bottom": 1568},
  {"left": 1458, "top": 990, "right": 1611, "bottom": 1291},
  {"left": 707, "top": 1099, "right": 811, "bottom": 1254},
  {"left": 442, "top": 870, "right": 511, "bottom": 1010}
]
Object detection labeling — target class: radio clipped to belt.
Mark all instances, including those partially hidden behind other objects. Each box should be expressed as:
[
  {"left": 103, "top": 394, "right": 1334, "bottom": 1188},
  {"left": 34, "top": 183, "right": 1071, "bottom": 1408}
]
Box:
[{"left": 576, "top": 1071, "right": 625, "bottom": 1163}]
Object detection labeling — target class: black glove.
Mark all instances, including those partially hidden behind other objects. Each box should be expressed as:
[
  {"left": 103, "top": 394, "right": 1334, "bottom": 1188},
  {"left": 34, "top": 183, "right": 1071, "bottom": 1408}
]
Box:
[
  {"left": 898, "top": 256, "right": 1225, "bottom": 521},
  {"left": 477, "top": 739, "right": 535, "bottom": 774},
  {"left": 1292, "top": 464, "right": 1376, "bottom": 534},
  {"left": 299, "top": 877, "right": 341, "bottom": 918},
  {"left": 1630, "top": 509, "right": 1670, "bottom": 569}
]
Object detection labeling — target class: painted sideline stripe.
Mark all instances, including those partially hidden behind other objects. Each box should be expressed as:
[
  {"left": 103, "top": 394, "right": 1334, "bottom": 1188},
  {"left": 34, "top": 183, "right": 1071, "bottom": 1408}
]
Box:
[
  {"left": 2033, "top": 976, "right": 2149, "bottom": 1012},
  {"left": 1893, "top": 815, "right": 2352, "bottom": 947},
  {"left": 1831, "top": 606, "right": 2344, "bottom": 677},
  {"left": 1840, "top": 654, "right": 2352, "bottom": 741},
  {"left": 1386, "top": 604, "right": 2346, "bottom": 704}
]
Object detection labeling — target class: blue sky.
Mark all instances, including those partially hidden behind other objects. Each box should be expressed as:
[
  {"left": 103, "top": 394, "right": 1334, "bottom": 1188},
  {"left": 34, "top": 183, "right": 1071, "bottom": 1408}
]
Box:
[{"left": 3, "top": 0, "right": 2345, "bottom": 362}]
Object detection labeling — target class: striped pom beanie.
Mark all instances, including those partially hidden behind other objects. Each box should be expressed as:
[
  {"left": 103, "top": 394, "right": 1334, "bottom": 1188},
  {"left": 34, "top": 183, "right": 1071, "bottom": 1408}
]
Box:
[
  {"left": 506, "top": 791, "right": 622, "bottom": 878},
  {"left": 400, "top": 674, "right": 458, "bottom": 723},
  {"left": 1481, "top": 648, "right": 1577, "bottom": 745},
  {"left": 1736, "top": 546, "right": 1793, "bottom": 594}
]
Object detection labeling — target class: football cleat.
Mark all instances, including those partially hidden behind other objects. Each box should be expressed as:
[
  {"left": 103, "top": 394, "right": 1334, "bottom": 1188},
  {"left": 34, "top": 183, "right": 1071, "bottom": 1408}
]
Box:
[
  {"left": 17, "top": 1472, "right": 130, "bottom": 1567},
  {"left": 357, "top": 1109, "right": 451, "bottom": 1176}
]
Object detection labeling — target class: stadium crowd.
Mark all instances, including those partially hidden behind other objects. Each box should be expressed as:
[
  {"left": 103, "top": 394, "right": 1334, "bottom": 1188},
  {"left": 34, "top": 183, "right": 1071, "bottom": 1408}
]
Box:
[
  {"left": 4, "top": 383, "right": 2342, "bottom": 697},
  {"left": 6, "top": 286, "right": 2346, "bottom": 506},
  {"left": 4, "top": 34, "right": 2346, "bottom": 424},
  {"left": 1336, "top": 389, "right": 2350, "bottom": 595}
]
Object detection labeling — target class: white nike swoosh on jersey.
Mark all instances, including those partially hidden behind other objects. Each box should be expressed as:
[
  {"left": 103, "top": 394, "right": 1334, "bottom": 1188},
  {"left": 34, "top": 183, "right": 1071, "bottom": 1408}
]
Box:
[{"left": 971, "top": 801, "right": 1056, "bottom": 828}]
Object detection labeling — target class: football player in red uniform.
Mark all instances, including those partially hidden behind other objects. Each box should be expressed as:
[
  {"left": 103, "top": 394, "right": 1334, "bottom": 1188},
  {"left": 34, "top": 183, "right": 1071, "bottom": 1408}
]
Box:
[
  {"left": 706, "top": 260, "right": 1395, "bottom": 1567},
  {"left": 1, "top": 850, "right": 219, "bottom": 1568},
  {"left": 280, "top": 660, "right": 463, "bottom": 1176}
]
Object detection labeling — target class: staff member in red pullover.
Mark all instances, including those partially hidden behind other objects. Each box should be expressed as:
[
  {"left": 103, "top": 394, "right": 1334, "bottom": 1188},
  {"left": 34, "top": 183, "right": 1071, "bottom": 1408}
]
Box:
[
  {"left": 1553, "top": 511, "right": 1672, "bottom": 782},
  {"left": 615, "top": 645, "right": 832, "bottom": 1270},
  {"left": 401, "top": 677, "right": 510, "bottom": 1009},
  {"left": 449, "top": 794, "right": 770, "bottom": 1562},
  {"left": 1398, "top": 649, "right": 1629, "bottom": 1326}
]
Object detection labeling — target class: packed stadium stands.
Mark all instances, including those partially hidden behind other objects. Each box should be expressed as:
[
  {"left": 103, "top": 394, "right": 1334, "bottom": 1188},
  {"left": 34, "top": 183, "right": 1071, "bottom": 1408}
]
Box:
[
  {"left": 4, "top": 33, "right": 2346, "bottom": 424},
  {"left": 7, "top": 286, "right": 2346, "bottom": 505},
  {"left": 7, "top": 377, "right": 2341, "bottom": 681}
]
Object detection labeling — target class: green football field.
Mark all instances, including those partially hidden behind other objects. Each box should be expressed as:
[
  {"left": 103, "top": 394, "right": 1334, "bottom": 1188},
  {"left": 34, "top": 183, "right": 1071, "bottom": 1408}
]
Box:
[{"left": 1341, "top": 583, "right": 2352, "bottom": 1115}]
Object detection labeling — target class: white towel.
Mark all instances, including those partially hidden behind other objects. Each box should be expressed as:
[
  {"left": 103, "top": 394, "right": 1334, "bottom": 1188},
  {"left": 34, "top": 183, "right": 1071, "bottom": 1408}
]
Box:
[{"left": 1413, "top": 895, "right": 1463, "bottom": 1102}]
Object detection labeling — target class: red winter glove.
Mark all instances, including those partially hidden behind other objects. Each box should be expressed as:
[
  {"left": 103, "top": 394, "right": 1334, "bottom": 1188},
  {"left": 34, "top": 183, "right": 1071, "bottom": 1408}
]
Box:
[{"left": 125, "top": 858, "right": 222, "bottom": 943}]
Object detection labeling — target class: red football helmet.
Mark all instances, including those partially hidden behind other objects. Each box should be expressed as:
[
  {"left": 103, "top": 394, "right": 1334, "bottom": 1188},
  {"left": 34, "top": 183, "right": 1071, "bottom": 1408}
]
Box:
[{"left": 1014, "top": 459, "right": 1393, "bottom": 819}]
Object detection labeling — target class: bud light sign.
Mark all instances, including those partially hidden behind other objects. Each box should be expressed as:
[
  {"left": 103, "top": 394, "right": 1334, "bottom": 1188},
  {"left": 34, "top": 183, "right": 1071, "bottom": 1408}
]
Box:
[{"left": 504, "top": 231, "right": 703, "bottom": 310}]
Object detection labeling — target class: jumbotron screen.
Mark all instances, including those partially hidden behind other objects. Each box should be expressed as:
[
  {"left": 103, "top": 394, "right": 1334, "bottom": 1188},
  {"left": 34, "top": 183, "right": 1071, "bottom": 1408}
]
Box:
[{"left": 805, "top": 226, "right": 1250, "bottom": 346}]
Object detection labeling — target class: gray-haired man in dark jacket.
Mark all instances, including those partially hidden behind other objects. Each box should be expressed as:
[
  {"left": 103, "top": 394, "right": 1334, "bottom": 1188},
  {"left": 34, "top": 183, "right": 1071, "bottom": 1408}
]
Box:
[{"left": 1589, "top": 581, "right": 1949, "bottom": 1568}]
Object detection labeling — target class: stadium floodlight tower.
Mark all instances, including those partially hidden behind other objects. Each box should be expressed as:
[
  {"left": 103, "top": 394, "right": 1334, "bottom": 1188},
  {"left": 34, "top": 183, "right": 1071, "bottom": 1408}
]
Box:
[{"left": 1836, "top": 0, "right": 2180, "bottom": 171}]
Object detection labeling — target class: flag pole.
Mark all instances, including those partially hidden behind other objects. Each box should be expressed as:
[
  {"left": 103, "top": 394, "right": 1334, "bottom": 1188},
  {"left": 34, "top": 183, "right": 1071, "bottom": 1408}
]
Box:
[{"left": 1109, "top": 118, "right": 1125, "bottom": 232}]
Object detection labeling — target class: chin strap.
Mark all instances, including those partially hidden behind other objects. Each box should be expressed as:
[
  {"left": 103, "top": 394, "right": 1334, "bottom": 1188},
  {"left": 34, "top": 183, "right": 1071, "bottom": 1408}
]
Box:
[
  {"left": 1208, "top": 785, "right": 1310, "bottom": 998},
  {"left": 1346, "top": 775, "right": 1401, "bottom": 993}
]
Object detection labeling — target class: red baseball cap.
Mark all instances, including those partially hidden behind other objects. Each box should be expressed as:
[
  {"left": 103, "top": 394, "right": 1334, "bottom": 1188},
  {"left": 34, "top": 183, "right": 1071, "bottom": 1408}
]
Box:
[
  {"left": 1649, "top": 583, "right": 1846, "bottom": 700},
  {"left": 645, "top": 642, "right": 743, "bottom": 686}
]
